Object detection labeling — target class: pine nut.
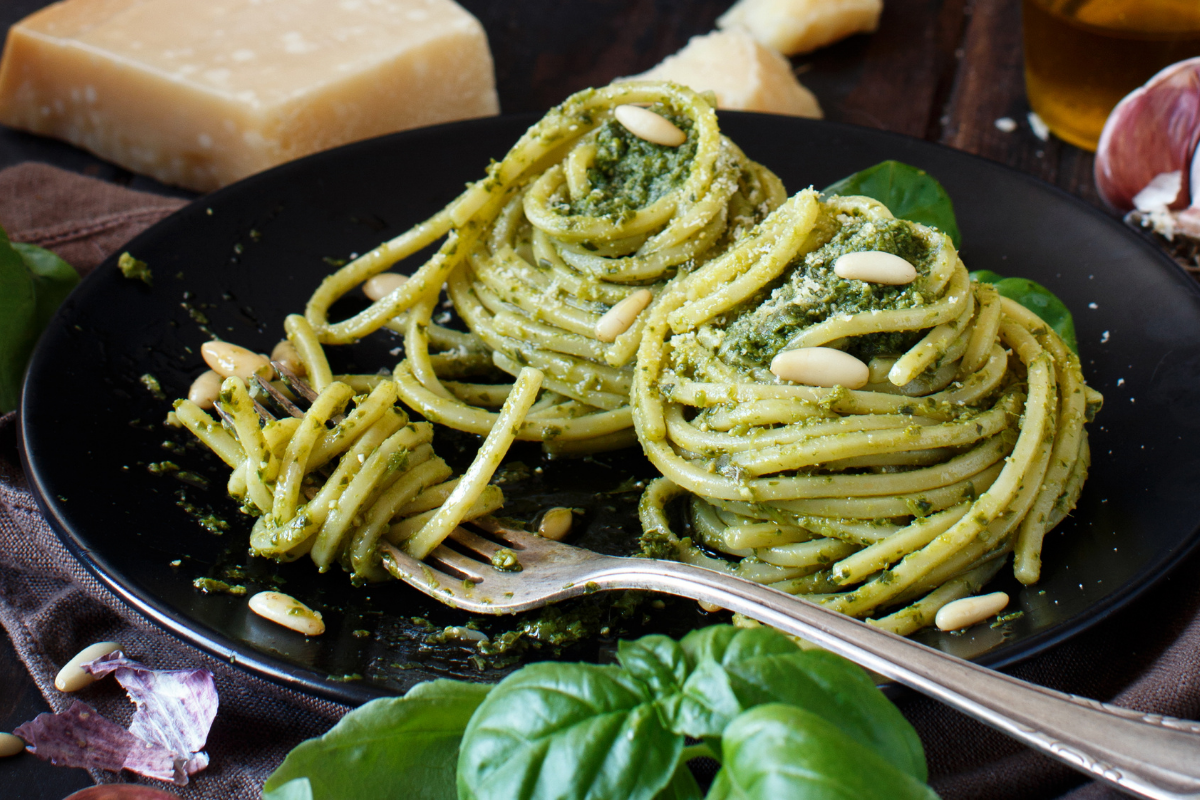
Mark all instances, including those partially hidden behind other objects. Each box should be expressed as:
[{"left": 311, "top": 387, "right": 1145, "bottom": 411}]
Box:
[
  {"left": 614, "top": 105, "right": 686, "bottom": 147},
  {"left": 55, "top": 642, "right": 122, "bottom": 692},
  {"left": 363, "top": 272, "right": 408, "bottom": 301},
  {"left": 833, "top": 251, "right": 918, "bottom": 285},
  {"left": 270, "top": 339, "right": 306, "bottom": 376},
  {"left": 0, "top": 732, "right": 24, "bottom": 758},
  {"left": 442, "top": 626, "right": 489, "bottom": 644},
  {"left": 537, "top": 507, "right": 574, "bottom": 541},
  {"left": 698, "top": 600, "right": 723, "bottom": 613},
  {"left": 201, "top": 341, "right": 274, "bottom": 382},
  {"left": 595, "top": 289, "right": 653, "bottom": 342},
  {"left": 187, "top": 369, "right": 223, "bottom": 409},
  {"left": 935, "top": 591, "right": 1009, "bottom": 631},
  {"left": 248, "top": 591, "right": 325, "bottom": 636},
  {"left": 770, "top": 347, "right": 870, "bottom": 389}
]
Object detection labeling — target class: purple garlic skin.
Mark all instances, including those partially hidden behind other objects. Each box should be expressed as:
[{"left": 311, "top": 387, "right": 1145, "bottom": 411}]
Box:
[{"left": 1095, "top": 57, "right": 1200, "bottom": 213}]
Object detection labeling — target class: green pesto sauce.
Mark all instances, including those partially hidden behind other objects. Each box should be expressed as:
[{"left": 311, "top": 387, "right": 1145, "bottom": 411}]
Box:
[
  {"left": 565, "top": 107, "right": 695, "bottom": 221},
  {"left": 118, "top": 252, "right": 152, "bottom": 286},
  {"left": 718, "top": 216, "right": 937, "bottom": 368},
  {"left": 192, "top": 577, "right": 247, "bottom": 595}
]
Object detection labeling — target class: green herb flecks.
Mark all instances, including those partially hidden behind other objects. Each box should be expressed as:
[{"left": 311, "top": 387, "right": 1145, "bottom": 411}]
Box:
[
  {"left": 118, "top": 251, "right": 153, "bottom": 285},
  {"left": 192, "top": 577, "right": 247, "bottom": 595}
]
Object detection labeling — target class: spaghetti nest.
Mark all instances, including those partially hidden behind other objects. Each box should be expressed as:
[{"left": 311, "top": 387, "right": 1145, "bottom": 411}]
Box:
[
  {"left": 304, "top": 81, "right": 785, "bottom": 454},
  {"left": 633, "top": 194, "right": 1103, "bottom": 635}
]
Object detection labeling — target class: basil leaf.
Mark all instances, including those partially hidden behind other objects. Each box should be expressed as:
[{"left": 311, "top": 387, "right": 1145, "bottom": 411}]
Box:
[
  {"left": 617, "top": 634, "right": 689, "bottom": 696},
  {"left": 457, "top": 662, "right": 681, "bottom": 800},
  {"left": 822, "top": 161, "right": 962, "bottom": 248},
  {"left": 664, "top": 628, "right": 924, "bottom": 780},
  {"left": 711, "top": 704, "right": 938, "bottom": 800},
  {"left": 654, "top": 763, "right": 703, "bottom": 800},
  {"left": 264, "top": 679, "right": 490, "bottom": 800},
  {"left": 0, "top": 227, "right": 79, "bottom": 413},
  {"left": 15, "top": 242, "right": 79, "bottom": 333},
  {"left": 264, "top": 777, "right": 314, "bottom": 800},
  {"left": 970, "top": 270, "right": 1078, "bottom": 353}
]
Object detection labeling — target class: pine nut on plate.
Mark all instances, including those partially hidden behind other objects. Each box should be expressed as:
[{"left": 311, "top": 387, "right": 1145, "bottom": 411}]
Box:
[
  {"left": 248, "top": 591, "right": 326, "bottom": 636},
  {"left": 613, "top": 105, "right": 687, "bottom": 146},
  {"left": 833, "top": 251, "right": 918, "bottom": 285},
  {"left": 770, "top": 347, "right": 870, "bottom": 389},
  {"left": 935, "top": 591, "right": 1010, "bottom": 631},
  {"left": 201, "top": 341, "right": 275, "bottom": 382},
  {"left": 537, "top": 507, "right": 574, "bottom": 541},
  {"left": 187, "top": 370, "right": 223, "bottom": 409},
  {"left": 55, "top": 641, "right": 122, "bottom": 692},
  {"left": 363, "top": 272, "right": 409, "bottom": 301},
  {"left": 270, "top": 339, "right": 306, "bottom": 376}
]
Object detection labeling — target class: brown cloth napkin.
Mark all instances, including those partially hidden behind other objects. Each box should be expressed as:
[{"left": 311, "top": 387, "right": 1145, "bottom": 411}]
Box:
[{"left": 1, "top": 162, "right": 1198, "bottom": 799}]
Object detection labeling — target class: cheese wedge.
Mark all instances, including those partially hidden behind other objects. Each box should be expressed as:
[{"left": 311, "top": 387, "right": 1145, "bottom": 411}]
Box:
[
  {"left": 717, "top": 0, "right": 883, "bottom": 57},
  {"left": 0, "top": 0, "right": 499, "bottom": 191},
  {"left": 627, "top": 31, "right": 822, "bottom": 118}
]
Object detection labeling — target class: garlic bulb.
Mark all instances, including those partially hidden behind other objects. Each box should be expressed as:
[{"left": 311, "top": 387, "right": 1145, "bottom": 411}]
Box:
[{"left": 1094, "top": 57, "right": 1200, "bottom": 214}]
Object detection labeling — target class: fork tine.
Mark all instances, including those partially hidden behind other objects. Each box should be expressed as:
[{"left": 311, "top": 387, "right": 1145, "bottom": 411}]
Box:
[
  {"left": 212, "top": 395, "right": 274, "bottom": 425},
  {"left": 379, "top": 541, "right": 461, "bottom": 594},
  {"left": 447, "top": 527, "right": 504, "bottom": 559},
  {"left": 271, "top": 360, "right": 345, "bottom": 423},
  {"left": 469, "top": 516, "right": 544, "bottom": 549},
  {"left": 253, "top": 373, "right": 304, "bottom": 419},
  {"left": 273, "top": 360, "right": 319, "bottom": 403},
  {"left": 426, "top": 543, "right": 488, "bottom": 581}
]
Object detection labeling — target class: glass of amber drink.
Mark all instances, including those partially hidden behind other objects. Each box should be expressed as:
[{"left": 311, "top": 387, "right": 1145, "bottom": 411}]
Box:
[{"left": 1023, "top": 0, "right": 1200, "bottom": 151}]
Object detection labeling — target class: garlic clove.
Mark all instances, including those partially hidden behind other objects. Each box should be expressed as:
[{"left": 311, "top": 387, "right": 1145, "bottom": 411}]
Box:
[
  {"left": 1094, "top": 57, "right": 1200, "bottom": 213},
  {"left": 1133, "top": 171, "right": 1184, "bottom": 213}
]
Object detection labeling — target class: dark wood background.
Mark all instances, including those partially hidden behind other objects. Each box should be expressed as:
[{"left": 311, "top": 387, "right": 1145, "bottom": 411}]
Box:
[{"left": 0, "top": 0, "right": 1115, "bottom": 797}]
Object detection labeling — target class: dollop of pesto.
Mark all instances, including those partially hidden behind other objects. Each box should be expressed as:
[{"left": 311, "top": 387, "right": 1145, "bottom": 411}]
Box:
[
  {"left": 566, "top": 107, "right": 696, "bottom": 222},
  {"left": 718, "top": 215, "right": 937, "bottom": 368},
  {"left": 118, "top": 251, "right": 152, "bottom": 286}
]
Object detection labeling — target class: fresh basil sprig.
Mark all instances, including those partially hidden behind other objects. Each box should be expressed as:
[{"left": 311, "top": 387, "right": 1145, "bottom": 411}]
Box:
[
  {"left": 822, "top": 160, "right": 962, "bottom": 248},
  {"left": 0, "top": 224, "right": 79, "bottom": 413},
  {"left": 969, "top": 270, "right": 1078, "bottom": 354},
  {"left": 265, "top": 625, "right": 935, "bottom": 800}
]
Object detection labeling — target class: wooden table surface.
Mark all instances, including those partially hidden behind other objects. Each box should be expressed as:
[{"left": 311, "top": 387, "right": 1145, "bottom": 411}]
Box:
[{"left": 0, "top": 1, "right": 1116, "bottom": 797}]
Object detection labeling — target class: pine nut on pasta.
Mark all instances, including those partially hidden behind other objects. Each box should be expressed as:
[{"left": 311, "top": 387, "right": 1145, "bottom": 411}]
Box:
[
  {"left": 187, "top": 369, "right": 223, "bottom": 409},
  {"left": 270, "top": 339, "right": 306, "bottom": 376},
  {"left": 833, "top": 250, "right": 918, "bottom": 285},
  {"left": 596, "top": 289, "right": 653, "bottom": 342},
  {"left": 770, "top": 347, "right": 870, "bottom": 389},
  {"left": 614, "top": 104, "right": 687, "bottom": 146},
  {"left": 363, "top": 272, "right": 408, "bottom": 301}
]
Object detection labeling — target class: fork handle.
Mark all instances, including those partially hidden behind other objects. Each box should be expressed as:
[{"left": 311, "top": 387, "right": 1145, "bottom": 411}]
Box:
[{"left": 595, "top": 557, "right": 1200, "bottom": 800}]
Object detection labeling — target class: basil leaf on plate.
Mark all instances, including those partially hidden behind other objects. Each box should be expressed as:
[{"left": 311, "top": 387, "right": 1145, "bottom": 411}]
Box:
[
  {"left": 457, "top": 662, "right": 681, "bottom": 800},
  {"left": 264, "top": 679, "right": 490, "bottom": 800},
  {"left": 709, "top": 704, "right": 939, "bottom": 800},
  {"left": 655, "top": 762, "right": 704, "bottom": 800},
  {"left": 970, "top": 269, "right": 1078, "bottom": 353},
  {"left": 0, "top": 226, "right": 79, "bottom": 413},
  {"left": 822, "top": 161, "right": 962, "bottom": 248}
]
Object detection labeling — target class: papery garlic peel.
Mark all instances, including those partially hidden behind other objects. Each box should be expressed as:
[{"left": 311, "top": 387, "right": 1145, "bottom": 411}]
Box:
[{"left": 1094, "top": 57, "right": 1200, "bottom": 213}]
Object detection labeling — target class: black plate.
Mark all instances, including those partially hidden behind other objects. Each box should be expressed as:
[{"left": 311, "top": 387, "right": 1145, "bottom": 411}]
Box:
[{"left": 20, "top": 113, "right": 1200, "bottom": 705}]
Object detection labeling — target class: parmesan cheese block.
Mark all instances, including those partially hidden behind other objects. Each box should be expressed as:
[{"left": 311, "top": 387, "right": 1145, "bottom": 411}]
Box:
[
  {"left": 717, "top": 0, "right": 883, "bottom": 57},
  {"left": 627, "top": 31, "right": 822, "bottom": 119},
  {"left": 0, "top": 0, "right": 499, "bottom": 191}
]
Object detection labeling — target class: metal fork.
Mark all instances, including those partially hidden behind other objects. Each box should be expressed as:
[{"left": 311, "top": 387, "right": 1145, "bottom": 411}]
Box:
[
  {"left": 219, "top": 367, "right": 1200, "bottom": 798},
  {"left": 379, "top": 519, "right": 1200, "bottom": 800}
]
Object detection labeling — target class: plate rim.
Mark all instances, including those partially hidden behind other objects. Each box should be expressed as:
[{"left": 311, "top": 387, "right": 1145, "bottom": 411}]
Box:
[{"left": 19, "top": 111, "right": 1200, "bottom": 705}]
